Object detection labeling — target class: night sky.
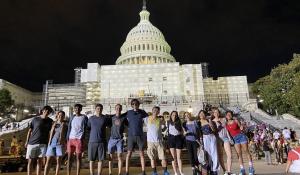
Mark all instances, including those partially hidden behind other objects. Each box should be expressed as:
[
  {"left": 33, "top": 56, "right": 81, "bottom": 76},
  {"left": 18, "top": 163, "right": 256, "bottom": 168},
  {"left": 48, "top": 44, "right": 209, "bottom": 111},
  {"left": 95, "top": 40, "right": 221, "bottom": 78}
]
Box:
[{"left": 0, "top": 0, "right": 299, "bottom": 92}]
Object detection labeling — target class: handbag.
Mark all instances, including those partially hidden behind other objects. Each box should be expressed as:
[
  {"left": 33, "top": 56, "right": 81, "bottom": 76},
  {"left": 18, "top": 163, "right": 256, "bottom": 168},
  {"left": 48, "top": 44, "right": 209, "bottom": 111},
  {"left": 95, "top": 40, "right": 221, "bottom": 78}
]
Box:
[{"left": 196, "top": 140, "right": 207, "bottom": 165}]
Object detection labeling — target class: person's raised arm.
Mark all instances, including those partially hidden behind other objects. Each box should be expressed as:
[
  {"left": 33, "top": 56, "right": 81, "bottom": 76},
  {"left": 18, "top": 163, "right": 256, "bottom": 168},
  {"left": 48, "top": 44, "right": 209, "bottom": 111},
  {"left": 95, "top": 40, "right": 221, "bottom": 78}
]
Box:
[{"left": 106, "top": 115, "right": 112, "bottom": 128}]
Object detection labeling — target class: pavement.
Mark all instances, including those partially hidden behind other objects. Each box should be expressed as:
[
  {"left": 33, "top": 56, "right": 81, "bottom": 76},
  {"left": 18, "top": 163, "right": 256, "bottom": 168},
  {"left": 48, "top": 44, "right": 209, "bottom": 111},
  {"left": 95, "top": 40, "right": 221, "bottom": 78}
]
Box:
[{"left": 0, "top": 160, "right": 291, "bottom": 175}]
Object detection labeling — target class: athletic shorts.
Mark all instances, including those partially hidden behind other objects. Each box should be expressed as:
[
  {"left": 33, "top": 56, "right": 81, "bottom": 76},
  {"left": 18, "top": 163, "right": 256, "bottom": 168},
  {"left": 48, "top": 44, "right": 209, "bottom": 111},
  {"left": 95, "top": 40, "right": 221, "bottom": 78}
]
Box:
[
  {"left": 108, "top": 138, "right": 124, "bottom": 154},
  {"left": 46, "top": 145, "right": 63, "bottom": 157},
  {"left": 26, "top": 144, "right": 47, "bottom": 159},
  {"left": 127, "top": 136, "right": 144, "bottom": 151},
  {"left": 67, "top": 139, "right": 84, "bottom": 154},
  {"left": 233, "top": 133, "right": 248, "bottom": 145},
  {"left": 168, "top": 135, "right": 184, "bottom": 149},
  {"left": 88, "top": 142, "right": 105, "bottom": 161},
  {"left": 147, "top": 142, "right": 166, "bottom": 160}
]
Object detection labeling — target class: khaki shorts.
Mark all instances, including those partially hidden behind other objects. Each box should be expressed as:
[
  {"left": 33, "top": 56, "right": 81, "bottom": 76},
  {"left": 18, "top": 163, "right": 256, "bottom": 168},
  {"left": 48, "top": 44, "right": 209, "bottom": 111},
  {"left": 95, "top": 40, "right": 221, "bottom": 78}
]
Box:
[{"left": 147, "top": 142, "right": 166, "bottom": 160}]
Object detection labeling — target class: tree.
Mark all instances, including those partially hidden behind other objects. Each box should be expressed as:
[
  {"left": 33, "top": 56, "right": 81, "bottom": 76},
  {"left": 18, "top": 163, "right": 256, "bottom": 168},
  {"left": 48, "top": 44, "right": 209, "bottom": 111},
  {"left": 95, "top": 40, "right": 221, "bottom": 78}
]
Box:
[
  {"left": 0, "top": 89, "right": 14, "bottom": 115},
  {"left": 252, "top": 54, "right": 300, "bottom": 117}
]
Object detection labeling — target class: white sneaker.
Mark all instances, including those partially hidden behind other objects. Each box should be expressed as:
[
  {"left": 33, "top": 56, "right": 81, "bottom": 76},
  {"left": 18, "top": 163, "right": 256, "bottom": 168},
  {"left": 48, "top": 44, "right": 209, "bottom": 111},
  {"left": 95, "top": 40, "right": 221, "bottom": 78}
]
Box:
[{"left": 174, "top": 173, "right": 178, "bottom": 175}]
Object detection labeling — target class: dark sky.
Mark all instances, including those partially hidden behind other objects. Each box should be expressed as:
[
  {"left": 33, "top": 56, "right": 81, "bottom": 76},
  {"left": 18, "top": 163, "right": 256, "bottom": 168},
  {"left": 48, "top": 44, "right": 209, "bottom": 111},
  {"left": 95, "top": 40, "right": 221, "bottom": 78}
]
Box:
[{"left": 0, "top": 0, "right": 299, "bottom": 92}]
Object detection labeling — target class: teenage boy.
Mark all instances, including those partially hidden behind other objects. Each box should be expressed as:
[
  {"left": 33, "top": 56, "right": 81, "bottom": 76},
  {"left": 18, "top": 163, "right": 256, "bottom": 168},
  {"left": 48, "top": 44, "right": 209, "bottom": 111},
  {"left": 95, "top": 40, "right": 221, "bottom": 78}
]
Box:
[
  {"left": 144, "top": 106, "right": 170, "bottom": 175},
  {"left": 25, "top": 106, "right": 54, "bottom": 175},
  {"left": 66, "top": 104, "right": 88, "bottom": 175},
  {"left": 108, "top": 104, "right": 128, "bottom": 175},
  {"left": 87, "top": 104, "right": 111, "bottom": 175},
  {"left": 125, "top": 99, "right": 148, "bottom": 175}
]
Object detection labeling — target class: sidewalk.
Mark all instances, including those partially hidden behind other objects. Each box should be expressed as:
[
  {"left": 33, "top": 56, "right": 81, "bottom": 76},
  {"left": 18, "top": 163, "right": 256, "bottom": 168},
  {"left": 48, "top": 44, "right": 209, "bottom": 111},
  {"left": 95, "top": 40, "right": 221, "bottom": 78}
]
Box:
[{"left": 0, "top": 160, "right": 288, "bottom": 175}]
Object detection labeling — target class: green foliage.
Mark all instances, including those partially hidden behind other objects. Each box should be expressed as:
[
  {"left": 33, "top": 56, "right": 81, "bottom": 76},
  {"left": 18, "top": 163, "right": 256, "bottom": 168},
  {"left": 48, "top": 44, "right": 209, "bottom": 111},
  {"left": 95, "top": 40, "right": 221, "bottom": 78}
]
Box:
[
  {"left": 252, "top": 55, "right": 300, "bottom": 117},
  {"left": 0, "top": 89, "right": 14, "bottom": 115}
]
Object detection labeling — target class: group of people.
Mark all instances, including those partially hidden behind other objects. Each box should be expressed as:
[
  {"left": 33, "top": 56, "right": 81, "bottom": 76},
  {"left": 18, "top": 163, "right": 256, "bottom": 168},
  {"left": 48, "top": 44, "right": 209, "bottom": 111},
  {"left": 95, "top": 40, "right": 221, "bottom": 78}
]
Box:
[
  {"left": 243, "top": 122, "right": 300, "bottom": 174},
  {"left": 25, "top": 99, "right": 259, "bottom": 175}
]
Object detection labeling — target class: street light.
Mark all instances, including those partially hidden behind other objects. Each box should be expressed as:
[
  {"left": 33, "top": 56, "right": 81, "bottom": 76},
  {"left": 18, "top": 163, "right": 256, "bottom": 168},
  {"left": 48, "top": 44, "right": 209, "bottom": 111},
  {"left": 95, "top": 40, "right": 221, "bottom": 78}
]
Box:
[
  {"left": 23, "top": 109, "right": 29, "bottom": 113},
  {"left": 188, "top": 106, "right": 193, "bottom": 113}
]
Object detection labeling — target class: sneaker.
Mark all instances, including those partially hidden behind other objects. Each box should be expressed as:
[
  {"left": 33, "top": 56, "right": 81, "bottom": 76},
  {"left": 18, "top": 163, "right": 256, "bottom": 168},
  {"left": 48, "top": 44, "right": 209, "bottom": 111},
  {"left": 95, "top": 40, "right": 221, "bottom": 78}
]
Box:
[
  {"left": 151, "top": 172, "right": 158, "bottom": 175},
  {"left": 163, "top": 170, "right": 170, "bottom": 175},
  {"left": 211, "top": 172, "right": 218, "bottom": 175},
  {"left": 224, "top": 172, "right": 236, "bottom": 175},
  {"left": 239, "top": 168, "right": 246, "bottom": 175},
  {"left": 249, "top": 167, "right": 255, "bottom": 175},
  {"left": 174, "top": 173, "right": 178, "bottom": 175}
]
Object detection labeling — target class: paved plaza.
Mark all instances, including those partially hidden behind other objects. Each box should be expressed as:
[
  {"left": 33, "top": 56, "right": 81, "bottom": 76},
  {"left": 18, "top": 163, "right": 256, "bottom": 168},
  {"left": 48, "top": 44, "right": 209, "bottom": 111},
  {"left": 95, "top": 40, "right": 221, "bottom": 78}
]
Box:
[{"left": 0, "top": 160, "right": 292, "bottom": 175}]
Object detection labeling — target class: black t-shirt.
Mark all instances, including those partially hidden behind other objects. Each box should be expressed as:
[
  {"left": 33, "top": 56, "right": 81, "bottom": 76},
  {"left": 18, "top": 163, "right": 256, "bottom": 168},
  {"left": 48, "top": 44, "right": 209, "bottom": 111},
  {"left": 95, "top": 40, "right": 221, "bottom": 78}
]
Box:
[{"left": 28, "top": 116, "right": 53, "bottom": 145}]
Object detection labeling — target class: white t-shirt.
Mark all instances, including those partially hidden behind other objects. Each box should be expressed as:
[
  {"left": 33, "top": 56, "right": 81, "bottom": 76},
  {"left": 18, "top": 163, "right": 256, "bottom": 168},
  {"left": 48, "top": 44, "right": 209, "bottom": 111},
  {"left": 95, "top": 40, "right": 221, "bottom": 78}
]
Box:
[
  {"left": 273, "top": 131, "right": 281, "bottom": 140},
  {"left": 144, "top": 116, "right": 162, "bottom": 143},
  {"left": 282, "top": 129, "right": 291, "bottom": 139},
  {"left": 69, "top": 116, "right": 85, "bottom": 139}
]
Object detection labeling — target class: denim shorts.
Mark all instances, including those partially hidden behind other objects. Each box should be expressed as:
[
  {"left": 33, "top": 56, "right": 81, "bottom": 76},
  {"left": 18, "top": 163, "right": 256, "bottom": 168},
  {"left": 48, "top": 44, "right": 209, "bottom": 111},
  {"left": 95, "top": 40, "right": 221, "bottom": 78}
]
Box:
[
  {"left": 108, "top": 138, "right": 124, "bottom": 154},
  {"left": 221, "top": 137, "right": 230, "bottom": 143},
  {"left": 46, "top": 145, "right": 63, "bottom": 157},
  {"left": 233, "top": 133, "right": 248, "bottom": 145}
]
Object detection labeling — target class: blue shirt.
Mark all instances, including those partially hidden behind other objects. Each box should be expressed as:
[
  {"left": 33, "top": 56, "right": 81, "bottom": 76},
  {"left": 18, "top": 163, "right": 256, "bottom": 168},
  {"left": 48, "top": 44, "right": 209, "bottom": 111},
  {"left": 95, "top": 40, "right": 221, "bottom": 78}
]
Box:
[
  {"left": 183, "top": 121, "right": 200, "bottom": 141},
  {"left": 126, "top": 109, "right": 148, "bottom": 136},
  {"left": 87, "top": 115, "right": 111, "bottom": 143}
]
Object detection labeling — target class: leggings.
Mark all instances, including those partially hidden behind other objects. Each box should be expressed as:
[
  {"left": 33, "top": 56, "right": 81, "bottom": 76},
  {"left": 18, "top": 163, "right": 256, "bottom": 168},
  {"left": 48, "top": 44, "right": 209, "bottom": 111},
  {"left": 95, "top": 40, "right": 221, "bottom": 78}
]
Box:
[{"left": 186, "top": 140, "right": 199, "bottom": 167}]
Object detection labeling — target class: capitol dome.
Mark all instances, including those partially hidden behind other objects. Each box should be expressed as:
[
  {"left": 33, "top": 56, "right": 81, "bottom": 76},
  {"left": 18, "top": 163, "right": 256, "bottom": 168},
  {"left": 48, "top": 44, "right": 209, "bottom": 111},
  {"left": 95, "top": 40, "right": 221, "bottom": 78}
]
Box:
[{"left": 115, "top": 2, "right": 176, "bottom": 65}]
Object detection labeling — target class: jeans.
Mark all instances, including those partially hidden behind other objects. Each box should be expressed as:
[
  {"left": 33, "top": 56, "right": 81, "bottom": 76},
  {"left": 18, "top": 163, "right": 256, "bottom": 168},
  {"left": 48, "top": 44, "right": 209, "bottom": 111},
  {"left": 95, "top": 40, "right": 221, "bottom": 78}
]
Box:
[{"left": 263, "top": 151, "right": 271, "bottom": 164}]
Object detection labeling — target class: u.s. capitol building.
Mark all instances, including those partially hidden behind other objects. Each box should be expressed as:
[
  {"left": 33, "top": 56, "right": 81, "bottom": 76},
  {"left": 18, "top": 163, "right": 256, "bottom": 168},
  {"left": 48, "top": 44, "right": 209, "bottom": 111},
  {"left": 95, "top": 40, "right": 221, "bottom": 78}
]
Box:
[{"left": 45, "top": 3, "right": 250, "bottom": 115}]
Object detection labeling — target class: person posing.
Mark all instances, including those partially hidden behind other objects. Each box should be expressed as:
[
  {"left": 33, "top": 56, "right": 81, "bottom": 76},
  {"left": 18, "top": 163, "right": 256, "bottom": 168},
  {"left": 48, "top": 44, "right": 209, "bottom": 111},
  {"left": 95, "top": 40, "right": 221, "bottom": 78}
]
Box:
[
  {"left": 182, "top": 112, "right": 201, "bottom": 175},
  {"left": 225, "top": 111, "right": 255, "bottom": 175},
  {"left": 125, "top": 99, "right": 148, "bottom": 175},
  {"left": 167, "top": 111, "right": 184, "bottom": 175},
  {"left": 262, "top": 140, "right": 272, "bottom": 165},
  {"left": 25, "top": 106, "right": 54, "bottom": 175},
  {"left": 198, "top": 110, "right": 219, "bottom": 175},
  {"left": 44, "top": 111, "right": 67, "bottom": 175},
  {"left": 285, "top": 144, "right": 300, "bottom": 174},
  {"left": 144, "top": 106, "right": 170, "bottom": 175},
  {"left": 87, "top": 104, "right": 111, "bottom": 175},
  {"left": 107, "top": 104, "right": 128, "bottom": 175},
  {"left": 66, "top": 104, "right": 88, "bottom": 175},
  {"left": 212, "top": 108, "right": 233, "bottom": 175}
]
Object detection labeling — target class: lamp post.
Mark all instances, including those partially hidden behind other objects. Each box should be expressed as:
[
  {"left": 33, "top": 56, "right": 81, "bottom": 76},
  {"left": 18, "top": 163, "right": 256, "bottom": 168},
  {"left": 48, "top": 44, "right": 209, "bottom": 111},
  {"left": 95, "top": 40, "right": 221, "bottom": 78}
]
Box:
[{"left": 188, "top": 106, "right": 193, "bottom": 114}]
